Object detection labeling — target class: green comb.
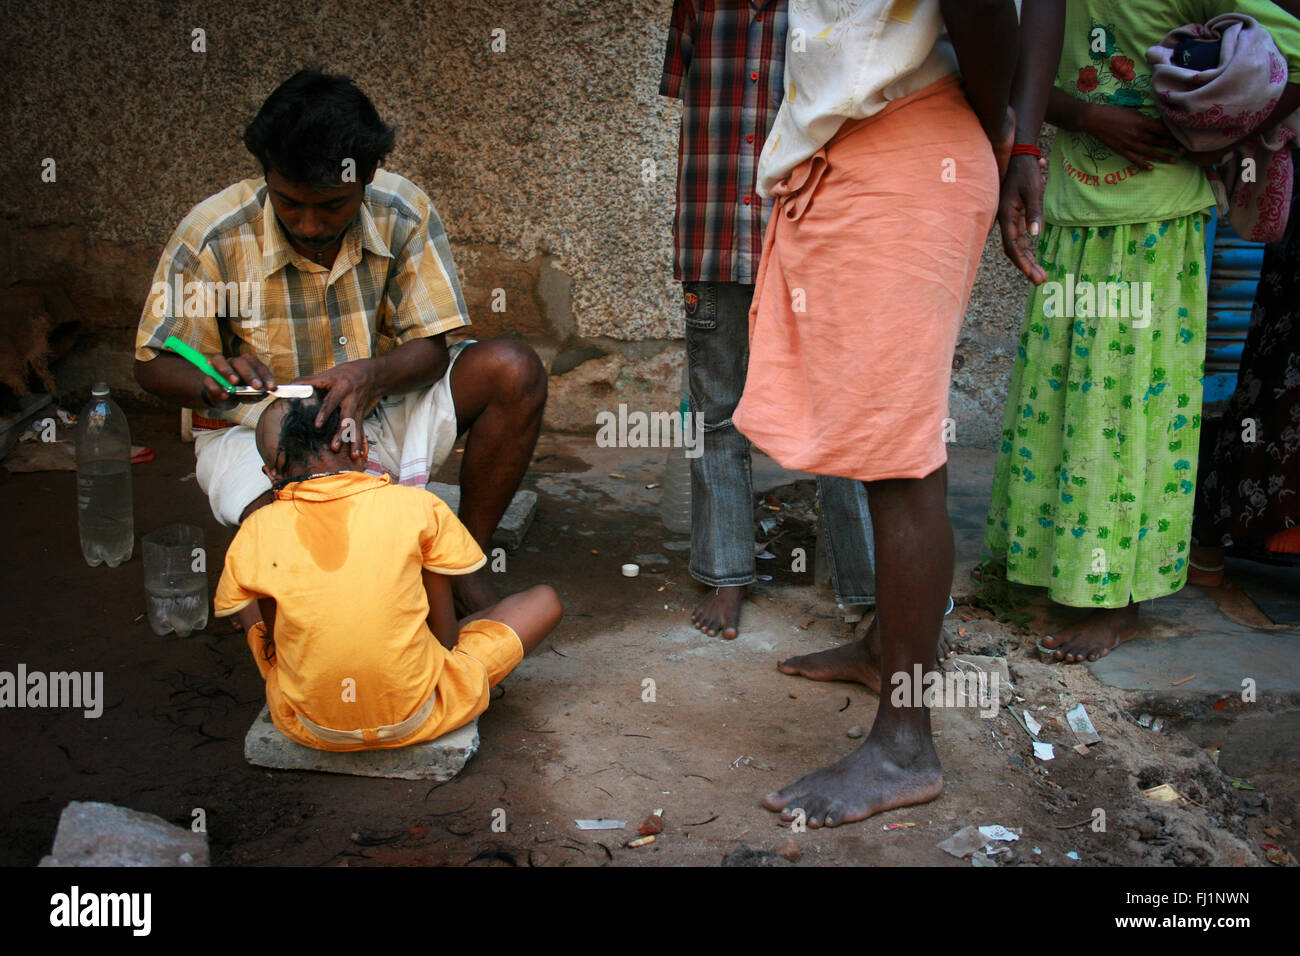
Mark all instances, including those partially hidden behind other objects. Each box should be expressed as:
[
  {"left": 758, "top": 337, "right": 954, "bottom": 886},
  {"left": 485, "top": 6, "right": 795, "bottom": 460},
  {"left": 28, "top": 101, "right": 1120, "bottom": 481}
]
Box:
[
  {"left": 163, "top": 335, "right": 313, "bottom": 399},
  {"left": 164, "top": 336, "right": 235, "bottom": 392}
]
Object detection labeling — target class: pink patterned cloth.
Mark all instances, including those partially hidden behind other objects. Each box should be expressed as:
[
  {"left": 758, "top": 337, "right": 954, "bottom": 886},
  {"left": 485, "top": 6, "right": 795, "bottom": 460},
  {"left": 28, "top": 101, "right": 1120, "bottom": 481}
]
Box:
[{"left": 1148, "top": 14, "right": 1298, "bottom": 242}]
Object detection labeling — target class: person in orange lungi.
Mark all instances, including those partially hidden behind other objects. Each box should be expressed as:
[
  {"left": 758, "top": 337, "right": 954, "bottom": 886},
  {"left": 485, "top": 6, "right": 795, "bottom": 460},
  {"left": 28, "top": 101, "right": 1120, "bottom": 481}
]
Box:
[
  {"left": 213, "top": 394, "right": 561, "bottom": 751},
  {"left": 731, "top": 0, "right": 1018, "bottom": 827}
]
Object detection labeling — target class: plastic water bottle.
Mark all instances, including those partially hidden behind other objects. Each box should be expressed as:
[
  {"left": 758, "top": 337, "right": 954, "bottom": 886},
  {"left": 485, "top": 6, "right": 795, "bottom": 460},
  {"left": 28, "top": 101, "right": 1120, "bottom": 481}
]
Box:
[
  {"left": 76, "top": 383, "right": 134, "bottom": 567},
  {"left": 659, "top": 366, "right": 693, "bottom": 533}
]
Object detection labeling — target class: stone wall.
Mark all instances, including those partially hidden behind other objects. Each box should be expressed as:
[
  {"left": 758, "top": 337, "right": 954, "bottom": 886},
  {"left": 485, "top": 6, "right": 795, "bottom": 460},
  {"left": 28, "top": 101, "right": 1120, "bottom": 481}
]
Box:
[{"left": 0, "top": 0, "right": 1031, "bottom": 446}]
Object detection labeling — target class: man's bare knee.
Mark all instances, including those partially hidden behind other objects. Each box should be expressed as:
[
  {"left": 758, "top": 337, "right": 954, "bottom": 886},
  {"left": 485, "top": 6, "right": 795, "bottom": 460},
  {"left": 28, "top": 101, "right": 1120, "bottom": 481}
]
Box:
[{"left": 487, "top": 339, "right": 547, "bottom": 411}]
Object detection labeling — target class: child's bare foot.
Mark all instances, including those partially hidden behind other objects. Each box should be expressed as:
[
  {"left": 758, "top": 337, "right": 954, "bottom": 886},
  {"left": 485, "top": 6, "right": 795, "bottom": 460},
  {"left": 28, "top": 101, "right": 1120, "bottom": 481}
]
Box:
[
  {"left": 777, "top": 613, "right": 956, "bottom": 691},
  {"left": 1041, "top": 603, "right": 1138, "bottom": 662},
  {"left": 762, "top": 724, "right": 942, "bottom": 828},
  {"left": 691, "top": 585, "right": 745, "bottom": 639},
  {"left": 453, "top": 570, "right": 498, "bottom": 618}
]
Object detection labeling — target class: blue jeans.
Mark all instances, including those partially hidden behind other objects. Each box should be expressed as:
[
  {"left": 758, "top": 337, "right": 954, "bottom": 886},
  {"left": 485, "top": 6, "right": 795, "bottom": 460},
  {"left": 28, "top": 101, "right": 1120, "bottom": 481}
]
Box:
[{"left": 683, "top": 280, "right": 876, "bottom": 603}]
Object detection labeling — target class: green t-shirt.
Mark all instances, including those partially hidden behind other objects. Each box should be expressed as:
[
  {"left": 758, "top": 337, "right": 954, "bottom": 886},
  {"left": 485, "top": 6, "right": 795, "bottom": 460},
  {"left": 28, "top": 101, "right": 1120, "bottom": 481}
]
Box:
[{"left": 1045, "top": 0, "right": 1300, "bottom": 227}]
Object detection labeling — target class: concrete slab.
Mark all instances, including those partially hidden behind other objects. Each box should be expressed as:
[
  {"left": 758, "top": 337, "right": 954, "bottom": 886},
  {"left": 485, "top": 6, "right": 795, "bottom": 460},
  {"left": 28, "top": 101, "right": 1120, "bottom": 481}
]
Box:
[
  {"left": 40, "top": 800, "right": 209, "bottom": 867},
  {"left": 426, "top": 482, "right": 537, "bottom": 551},
  {"left": 942, "top": 444, "right": 1300, "bottom": 701},
  {"left": 1227, "top": 556, "right": 1300, "bottom": 625},
  {"left": 243, "top": 706, "right": 479, "bottom": 781}
]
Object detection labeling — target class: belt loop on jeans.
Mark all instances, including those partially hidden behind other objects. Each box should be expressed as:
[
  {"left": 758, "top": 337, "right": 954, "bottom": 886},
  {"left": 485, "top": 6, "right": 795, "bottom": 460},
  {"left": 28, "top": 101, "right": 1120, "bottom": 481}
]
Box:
[{"left": 294, "top": 688, "right": 438, "bottom": 746}]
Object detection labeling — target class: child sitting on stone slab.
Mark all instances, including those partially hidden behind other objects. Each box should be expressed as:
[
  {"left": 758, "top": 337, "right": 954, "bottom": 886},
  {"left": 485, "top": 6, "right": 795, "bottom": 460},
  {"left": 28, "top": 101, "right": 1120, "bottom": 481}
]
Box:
[{"left": 213, "top": 394, "right": 561, "bottom": 751}]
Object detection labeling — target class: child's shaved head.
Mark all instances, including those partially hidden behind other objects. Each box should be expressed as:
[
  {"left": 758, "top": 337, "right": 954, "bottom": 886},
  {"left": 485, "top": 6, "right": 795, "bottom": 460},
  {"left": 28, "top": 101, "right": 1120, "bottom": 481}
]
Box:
[
  {"left": 255, "top": 399, "right": 292, "bottom": 467},
  {"left": 255, "top": 392, "right": 347, "bottom": 480}
]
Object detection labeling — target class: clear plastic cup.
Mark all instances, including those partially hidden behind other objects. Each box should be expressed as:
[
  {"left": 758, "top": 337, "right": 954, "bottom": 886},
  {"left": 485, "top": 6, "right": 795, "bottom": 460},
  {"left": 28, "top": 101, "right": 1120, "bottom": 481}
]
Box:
[{"left": 142, "top": 525, "right": 209, "bottom": 637}]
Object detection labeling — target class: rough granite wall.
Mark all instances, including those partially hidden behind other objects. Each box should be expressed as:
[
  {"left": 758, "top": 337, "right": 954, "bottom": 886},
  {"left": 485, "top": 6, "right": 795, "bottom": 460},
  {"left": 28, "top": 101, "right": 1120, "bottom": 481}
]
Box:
[{"left": 0, "top": 0, "right": 1032, "bottom": 447}]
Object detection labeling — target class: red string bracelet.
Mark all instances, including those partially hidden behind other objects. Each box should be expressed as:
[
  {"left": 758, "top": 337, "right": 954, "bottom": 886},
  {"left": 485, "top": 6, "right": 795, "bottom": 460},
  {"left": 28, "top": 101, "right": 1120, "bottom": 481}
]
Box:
[{"left": 1011, "top": 143, "right": 1044, "bottom": 158}]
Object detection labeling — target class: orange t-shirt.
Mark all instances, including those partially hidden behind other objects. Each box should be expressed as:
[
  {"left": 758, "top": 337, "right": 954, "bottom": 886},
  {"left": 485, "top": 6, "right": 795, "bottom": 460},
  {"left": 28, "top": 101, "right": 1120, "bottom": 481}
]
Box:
[{"left": 213, "top": 471, "right": 486, "bottom": 747}]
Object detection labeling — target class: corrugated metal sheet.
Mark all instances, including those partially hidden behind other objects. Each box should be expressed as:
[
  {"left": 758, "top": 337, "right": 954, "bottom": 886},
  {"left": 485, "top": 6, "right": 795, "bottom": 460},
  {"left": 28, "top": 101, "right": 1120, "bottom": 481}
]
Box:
[{"left": 1204, "top": 211, "right": 1265, "bottom": 402}]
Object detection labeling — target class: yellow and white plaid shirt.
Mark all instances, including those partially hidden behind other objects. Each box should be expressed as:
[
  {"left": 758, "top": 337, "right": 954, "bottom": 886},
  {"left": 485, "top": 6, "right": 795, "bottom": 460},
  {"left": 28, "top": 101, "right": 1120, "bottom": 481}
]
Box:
[{"left": 135, "top": 169, "right": 471, "bottom": 426}]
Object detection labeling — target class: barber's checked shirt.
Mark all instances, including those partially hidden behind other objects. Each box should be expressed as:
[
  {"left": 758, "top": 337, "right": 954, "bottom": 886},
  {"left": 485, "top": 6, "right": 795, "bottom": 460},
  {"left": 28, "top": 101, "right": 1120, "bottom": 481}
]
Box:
[
  {"left": 135, "top": 169, "right": 471, "bottom": 427},
  {"left": 661, "top": 0, "right": 787, "bottom": 283}
]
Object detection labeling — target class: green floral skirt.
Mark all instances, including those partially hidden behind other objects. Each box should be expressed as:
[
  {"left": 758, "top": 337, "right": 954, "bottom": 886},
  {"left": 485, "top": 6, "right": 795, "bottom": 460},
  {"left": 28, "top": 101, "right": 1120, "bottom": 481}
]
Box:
[{"left": 984, "top": 213, "right": 1208, "bottom": 607}]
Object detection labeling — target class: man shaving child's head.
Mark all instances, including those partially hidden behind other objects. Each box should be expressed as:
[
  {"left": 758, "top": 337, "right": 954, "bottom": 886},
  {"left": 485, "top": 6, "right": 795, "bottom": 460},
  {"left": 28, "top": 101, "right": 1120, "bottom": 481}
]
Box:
[{"left": 255, "top": 394, "right": 362, "bottom": 487}]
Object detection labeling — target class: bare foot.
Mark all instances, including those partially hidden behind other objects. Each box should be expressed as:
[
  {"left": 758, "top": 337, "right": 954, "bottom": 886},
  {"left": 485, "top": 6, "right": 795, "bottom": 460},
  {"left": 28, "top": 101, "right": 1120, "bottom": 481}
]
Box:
[
  {"left": 1187, "top": 545, "right": 1225, "bottom": 588},
  {"left": 1041, "top": 604, "right": 1138, "bottom": 662},
  {"left": 453, "top": 569, "right": 499, "bottom": 618},
  {"left": 762, "top": 725, "right": 943, "bottom": 828},
  {"left": 777, "top": 613, "right": 956, "bottom": 691},
  {"left": 778, "top": 615, "right": 884, "bottom": 690},
  {"left": 692, "top": 585, "right": 745, "bottom": 639}
]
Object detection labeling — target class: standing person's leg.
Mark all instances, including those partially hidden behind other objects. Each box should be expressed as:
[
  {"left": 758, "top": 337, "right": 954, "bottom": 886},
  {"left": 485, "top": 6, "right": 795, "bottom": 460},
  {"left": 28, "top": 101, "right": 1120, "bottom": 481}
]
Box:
[
  {"left": 982, "top": 221, "right": 1140, "bottom": 662},
  {"left": 1192, "top": 172, "right": 1300, "bottom": 582},
  {"left": 764, "top": 466, "right": 949, "bottom": 826},
  {"left": 686, "top": 281, "right": 758, "bottom": 639},
  {"left": 735, "top": 79, "right": 1000, "bottom": 825},
  {"left": 1031, "top": 214, "right": 1207, "bottom": 661},
  {"left": 778, "top": 475, "right": 955, "bottom": 687},
  {"left": 818, "top": 475, "right": 876, "bottom": 607}
]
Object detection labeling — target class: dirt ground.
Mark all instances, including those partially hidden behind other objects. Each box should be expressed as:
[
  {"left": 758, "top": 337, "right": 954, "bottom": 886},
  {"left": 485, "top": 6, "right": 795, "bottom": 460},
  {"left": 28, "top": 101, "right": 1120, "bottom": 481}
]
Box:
[{"left": 1, "top": 404, "right": 1293, "bottom": 867}]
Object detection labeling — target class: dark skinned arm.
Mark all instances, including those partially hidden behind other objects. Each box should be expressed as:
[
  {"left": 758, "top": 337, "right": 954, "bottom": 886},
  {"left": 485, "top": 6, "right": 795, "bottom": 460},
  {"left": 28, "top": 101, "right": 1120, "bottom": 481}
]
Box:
[
  {"left": 1009, "top": 0, "right": 1064, "bottom": 150},
  {"left": 1049, "top": 87, "right": 1186, "bottom": 169},
  {"left": 241, "top": 597, "right": 276, "bottom": 680},
  {"left": 133, "top": 350, "right": 277, "bottom": 411},
  {"left": 940, "top": 0, "right": 1019, "bottom": 144},
  {"left": 257, "top": 597, "right": 277, "bottom": 641},
  {"left": 422, "top": 569, "right": 460, "bottom": 651},
  {"left": 292, "top": 334, "right": 450, "bottom": 461},
  {"left": 999, "top": 0, "right": 1066, "bottom": 284},
  {"left": 1053, "top": 0, "right": 1300, "bottom": 169},
  {"left": 135, "top": 334, "right": 450, "bottom": 459}
]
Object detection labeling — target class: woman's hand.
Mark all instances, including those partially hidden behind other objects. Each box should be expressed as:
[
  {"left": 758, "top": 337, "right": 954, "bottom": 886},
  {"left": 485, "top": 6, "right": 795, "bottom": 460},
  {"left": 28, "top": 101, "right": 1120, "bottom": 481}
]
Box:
[
  {"left": 998, "top": 152, "right": 1049, "bottom": 285},
  {"left": 1079, "top": 103, "right": 1182, "bottom": 170}
]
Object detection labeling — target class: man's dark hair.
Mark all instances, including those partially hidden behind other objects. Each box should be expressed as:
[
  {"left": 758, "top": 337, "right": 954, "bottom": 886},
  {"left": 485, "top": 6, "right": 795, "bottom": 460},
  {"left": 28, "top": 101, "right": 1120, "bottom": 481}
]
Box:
[
  {"left": 272, "top": 395, "right": 342, "bottom": 485},
  {"left": 243, "top": 68, "right": 395, "bottom": 188}
]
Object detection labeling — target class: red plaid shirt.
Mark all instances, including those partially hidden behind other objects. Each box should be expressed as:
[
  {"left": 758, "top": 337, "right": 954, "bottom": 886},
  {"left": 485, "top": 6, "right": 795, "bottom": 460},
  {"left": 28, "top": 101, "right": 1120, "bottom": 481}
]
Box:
[{"left": 661, "top": 0, "right": 787, "bottom": 283}]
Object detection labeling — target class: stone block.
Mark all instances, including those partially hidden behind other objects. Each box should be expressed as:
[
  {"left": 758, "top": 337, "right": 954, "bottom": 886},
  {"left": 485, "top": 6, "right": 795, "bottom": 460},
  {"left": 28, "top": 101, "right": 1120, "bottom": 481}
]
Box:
[
  {"left": 40, "top": 801, "right": 209, "bottom": 867},
  {"left": 243, "top": 706, "right": 479, "bottom": 781}
]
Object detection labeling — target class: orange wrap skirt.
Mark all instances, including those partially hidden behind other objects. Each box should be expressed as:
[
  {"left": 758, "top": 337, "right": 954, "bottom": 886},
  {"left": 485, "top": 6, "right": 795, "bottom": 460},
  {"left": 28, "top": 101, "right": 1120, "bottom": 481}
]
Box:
[{"left": 733, "top": 75, "right": 1002, "bottom": 482}]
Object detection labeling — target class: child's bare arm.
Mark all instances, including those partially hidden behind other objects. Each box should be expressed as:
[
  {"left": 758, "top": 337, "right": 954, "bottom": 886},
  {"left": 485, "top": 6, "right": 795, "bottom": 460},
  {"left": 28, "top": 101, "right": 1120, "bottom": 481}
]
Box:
[
  {"left": 257, "top": 597, "right": 277, "bottom": 639},
  {"left": 422, "top": 569, "right": 460, "bottom": 650},
  {"left": 1048, "top": 91, "right": 1183, "bottom": 170},
  {"left": 246, "top": 597, "right": 277, "bottom": 679}
]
